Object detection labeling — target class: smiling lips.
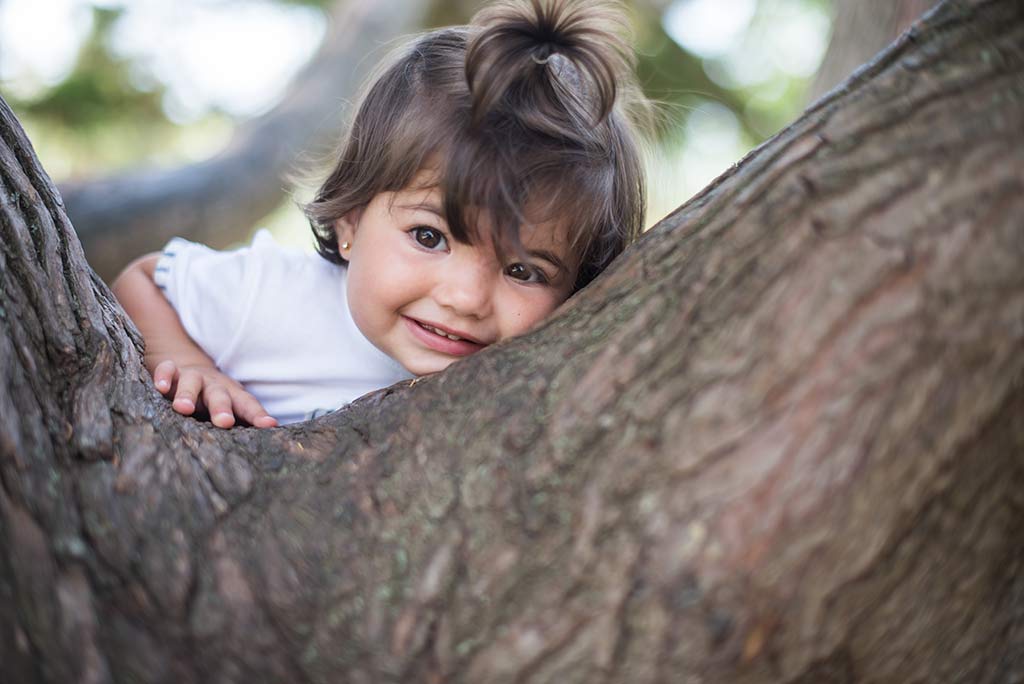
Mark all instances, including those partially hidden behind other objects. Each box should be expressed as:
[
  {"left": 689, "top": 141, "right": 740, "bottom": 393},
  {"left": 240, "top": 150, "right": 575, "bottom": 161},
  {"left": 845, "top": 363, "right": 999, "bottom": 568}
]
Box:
[{"left": 403, "top": 316, "right": 487, "bottom": 356}]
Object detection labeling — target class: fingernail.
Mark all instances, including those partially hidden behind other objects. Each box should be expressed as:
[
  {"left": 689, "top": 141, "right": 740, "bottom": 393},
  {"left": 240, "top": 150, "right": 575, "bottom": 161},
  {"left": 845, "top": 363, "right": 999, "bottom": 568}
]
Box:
[
  {"left": 157, "top": 380, "right": 169, "bottom": 390},
  {"left": 175, "top": 399, "right": 194, "bottom": 411}
]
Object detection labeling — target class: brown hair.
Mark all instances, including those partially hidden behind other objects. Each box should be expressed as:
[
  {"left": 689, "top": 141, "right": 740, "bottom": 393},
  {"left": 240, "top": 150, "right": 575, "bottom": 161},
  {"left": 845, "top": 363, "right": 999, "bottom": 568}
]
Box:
[{"left": 303, "top": 0, "right": 648, "bottom": 291}]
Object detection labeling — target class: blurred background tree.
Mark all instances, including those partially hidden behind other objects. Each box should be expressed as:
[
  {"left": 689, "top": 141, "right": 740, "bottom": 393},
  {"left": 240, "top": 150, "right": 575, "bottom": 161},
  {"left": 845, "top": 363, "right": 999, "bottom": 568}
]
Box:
[{"left": 1, "top": 0, "right": 929, "bottom": 279}]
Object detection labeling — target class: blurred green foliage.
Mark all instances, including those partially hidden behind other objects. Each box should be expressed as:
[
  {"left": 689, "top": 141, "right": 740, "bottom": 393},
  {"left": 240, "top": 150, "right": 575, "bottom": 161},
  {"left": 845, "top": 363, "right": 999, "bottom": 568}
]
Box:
[
  {"left": 16, "top": 7, "right": 165, "bottom": 130},
  {"left": 3, "top": 0, "right": 831, "bottom": 201}
]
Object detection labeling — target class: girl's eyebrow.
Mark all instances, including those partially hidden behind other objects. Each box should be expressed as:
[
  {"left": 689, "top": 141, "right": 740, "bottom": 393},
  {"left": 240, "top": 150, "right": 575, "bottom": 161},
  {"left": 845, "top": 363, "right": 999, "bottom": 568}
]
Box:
[
  {"left": 526, "top": 249, "right": 567, "bottom": 274},
  {"left": 397, "top": 202, "right": 444, "bottom": 218}
]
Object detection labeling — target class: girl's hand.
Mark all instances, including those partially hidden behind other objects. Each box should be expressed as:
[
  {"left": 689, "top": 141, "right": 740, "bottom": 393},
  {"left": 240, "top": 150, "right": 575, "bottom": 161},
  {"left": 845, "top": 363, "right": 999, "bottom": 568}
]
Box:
[{"left": 151, "top": 360, "right": 278, "bottom": 429}]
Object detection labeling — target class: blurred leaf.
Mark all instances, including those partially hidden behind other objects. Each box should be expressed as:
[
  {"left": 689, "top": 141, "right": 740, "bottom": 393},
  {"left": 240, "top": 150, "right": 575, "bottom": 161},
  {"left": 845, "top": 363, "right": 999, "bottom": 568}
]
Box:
[{"left": 13, "top": 7, "right": 168, "bottom": 131}]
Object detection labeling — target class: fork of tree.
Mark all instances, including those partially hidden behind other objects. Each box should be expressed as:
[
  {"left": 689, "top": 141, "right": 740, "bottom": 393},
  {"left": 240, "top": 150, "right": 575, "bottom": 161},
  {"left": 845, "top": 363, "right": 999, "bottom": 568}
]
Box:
[{"left": 1, "top": 0, "right": 1021, "bottom": 681}]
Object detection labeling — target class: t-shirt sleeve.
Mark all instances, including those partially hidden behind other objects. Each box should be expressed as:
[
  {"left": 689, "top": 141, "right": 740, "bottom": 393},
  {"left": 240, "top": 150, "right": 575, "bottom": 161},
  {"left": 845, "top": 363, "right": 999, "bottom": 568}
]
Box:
[{"left": 152, "top": 236, "right": 258, "bottom": 366}]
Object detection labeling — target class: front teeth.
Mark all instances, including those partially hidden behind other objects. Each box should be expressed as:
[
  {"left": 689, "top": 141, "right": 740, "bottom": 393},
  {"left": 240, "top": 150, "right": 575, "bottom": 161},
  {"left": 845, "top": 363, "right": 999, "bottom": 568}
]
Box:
[{"left": 420, "top": 323, "right": 463, "bottom": 341}]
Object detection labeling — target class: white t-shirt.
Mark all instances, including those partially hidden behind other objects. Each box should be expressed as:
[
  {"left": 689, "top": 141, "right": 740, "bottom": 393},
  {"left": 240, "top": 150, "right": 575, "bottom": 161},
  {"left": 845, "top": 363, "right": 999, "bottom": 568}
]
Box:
[{"left": 153, "top": 230, "right": 412, "bottom": 425}]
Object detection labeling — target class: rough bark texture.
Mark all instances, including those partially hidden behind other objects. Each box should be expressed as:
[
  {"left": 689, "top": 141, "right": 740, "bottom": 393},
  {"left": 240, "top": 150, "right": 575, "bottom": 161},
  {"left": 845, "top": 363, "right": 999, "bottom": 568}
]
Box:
[
  {"left": 62, "top": 0, "right": 432, "bottom": 282},
  {"left": 2, "top": 0, "right": 1023, "bottom": 682},
  {"left": 809, "top": 0, "right": 939, "bottom": 102}
]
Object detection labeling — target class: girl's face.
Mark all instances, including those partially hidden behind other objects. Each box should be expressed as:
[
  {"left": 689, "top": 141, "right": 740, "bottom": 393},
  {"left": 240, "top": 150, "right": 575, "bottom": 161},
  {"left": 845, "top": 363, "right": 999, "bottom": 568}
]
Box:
[{"left": 335, "top": 176, "right": 578, "bottom": 376}]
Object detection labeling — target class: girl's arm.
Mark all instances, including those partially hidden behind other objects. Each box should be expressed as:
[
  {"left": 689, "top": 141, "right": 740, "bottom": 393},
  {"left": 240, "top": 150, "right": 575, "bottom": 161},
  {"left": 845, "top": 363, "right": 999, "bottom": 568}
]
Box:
[
  {"left": 111, "top": 254, "right": 277, "bottom": 428},
  {"left": 112, "top": 254, "right": 217, "bottom": 371}
]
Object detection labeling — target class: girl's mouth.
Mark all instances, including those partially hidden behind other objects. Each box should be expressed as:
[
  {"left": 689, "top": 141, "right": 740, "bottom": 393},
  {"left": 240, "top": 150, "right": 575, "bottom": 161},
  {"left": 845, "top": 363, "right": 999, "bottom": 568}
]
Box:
[{"left": 403, "top": 316, "right": 485, "bottom": 356}]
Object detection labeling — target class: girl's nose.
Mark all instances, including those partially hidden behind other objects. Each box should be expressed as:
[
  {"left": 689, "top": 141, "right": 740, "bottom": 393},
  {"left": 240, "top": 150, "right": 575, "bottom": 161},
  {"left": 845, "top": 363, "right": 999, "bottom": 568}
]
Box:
[{"left": 433, "top": 255, "right": 495, "bottom": 319}]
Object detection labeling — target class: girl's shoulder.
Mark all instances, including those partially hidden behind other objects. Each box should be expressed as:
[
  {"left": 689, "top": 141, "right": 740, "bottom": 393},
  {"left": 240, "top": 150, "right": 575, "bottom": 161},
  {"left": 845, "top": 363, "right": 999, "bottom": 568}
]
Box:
[
  {"left": 248, "top": 228, "right": 308, "bottom": 264},
  {"left": 247, "top": 229, "right": 340, "bottom": 279},
  {"left": 243, "top": 230, "right": 344, "bottom": 305}
]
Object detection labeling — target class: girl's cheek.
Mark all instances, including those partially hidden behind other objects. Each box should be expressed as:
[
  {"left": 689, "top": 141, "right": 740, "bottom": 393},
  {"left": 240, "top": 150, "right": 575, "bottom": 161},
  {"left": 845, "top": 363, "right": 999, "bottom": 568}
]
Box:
[{"left": 510, "top": 294, "right": 556, "bottom": 331}]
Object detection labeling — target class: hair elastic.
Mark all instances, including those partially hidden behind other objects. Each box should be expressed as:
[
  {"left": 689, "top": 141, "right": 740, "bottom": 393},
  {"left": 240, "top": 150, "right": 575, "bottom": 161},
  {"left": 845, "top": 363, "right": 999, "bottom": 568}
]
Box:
[{"left": 532, "top": 53, "right": 553, "bottom": 65}]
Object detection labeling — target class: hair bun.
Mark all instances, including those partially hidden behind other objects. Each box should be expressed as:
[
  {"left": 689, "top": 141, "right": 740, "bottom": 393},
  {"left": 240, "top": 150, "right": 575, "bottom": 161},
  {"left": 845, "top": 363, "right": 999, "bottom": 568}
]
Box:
[{"left": 465, "top": 0, "right": 634, "bottom": 132}]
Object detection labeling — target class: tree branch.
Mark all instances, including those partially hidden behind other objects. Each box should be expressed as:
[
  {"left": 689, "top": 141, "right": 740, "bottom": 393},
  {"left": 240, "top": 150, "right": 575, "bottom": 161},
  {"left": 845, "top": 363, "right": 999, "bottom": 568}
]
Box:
[
  {"left": 62, "top": 0, "right": 433, "bottom": 281},
  {"left": 2, "top": 0, "right": 1022, "bottom": 681}
]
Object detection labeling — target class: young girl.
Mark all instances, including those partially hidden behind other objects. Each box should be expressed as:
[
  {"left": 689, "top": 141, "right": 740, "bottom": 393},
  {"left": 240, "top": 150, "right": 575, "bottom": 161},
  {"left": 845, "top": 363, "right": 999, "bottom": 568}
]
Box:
[{"left": 113, "top": 0, "right": 648, "bottom": 428}]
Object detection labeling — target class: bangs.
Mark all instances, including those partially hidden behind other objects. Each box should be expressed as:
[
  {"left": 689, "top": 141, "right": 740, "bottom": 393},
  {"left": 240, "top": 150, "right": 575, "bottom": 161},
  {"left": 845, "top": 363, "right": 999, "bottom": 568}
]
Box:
[
  {"left": 375, "top": 101, "right": 616, "bottom": 275},
  {"left": 436, "top": 124, "right": 615, "bottom": 268}
]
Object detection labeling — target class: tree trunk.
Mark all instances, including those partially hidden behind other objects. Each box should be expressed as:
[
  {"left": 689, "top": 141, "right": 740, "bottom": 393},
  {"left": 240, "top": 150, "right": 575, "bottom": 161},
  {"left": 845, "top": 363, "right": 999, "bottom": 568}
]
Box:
[
  {"left": 62, "top": 0, "right": 433, "bottom": 282},
  {"left": 808, "top": 0, "right": 939, "bottom": 102},
  {"left": 2, "top": 0, "right": 1022, "bottom": 682}
]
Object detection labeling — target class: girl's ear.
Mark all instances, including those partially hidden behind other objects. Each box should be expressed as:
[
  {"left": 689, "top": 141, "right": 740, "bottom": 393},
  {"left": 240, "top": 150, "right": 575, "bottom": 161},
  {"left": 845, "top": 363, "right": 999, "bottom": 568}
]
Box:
[{"left": 333, "top": 209, "right": 362, "bottom": 256}]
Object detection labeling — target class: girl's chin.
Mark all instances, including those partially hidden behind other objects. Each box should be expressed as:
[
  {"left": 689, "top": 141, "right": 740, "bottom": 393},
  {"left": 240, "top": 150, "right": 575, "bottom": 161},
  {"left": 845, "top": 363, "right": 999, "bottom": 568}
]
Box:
[{"left": 403, "top": 355, "right": 461, "bottom": 376}]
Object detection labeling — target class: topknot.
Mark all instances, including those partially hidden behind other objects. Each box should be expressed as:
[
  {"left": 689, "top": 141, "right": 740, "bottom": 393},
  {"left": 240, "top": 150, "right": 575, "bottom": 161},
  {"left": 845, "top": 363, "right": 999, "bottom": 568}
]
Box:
[{"left": 465, "top": 0, "right": 634, "bottom": 133}]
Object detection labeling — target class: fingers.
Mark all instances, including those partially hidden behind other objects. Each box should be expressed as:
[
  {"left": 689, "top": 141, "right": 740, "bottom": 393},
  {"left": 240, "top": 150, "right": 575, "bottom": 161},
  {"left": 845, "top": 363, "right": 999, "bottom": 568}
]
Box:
[
  {"left": 207, "top": 385, "right": 279, "bottom": 429},
  {"left": 232, "top": 391, "right": 278, "bottom": 429},
  {"left": 203, "top": 385, "right": 237, "bottom": 429},
  {"left": 152, "top": 360, "right": 177, "bottom": 395},
  {"left": 171, "top": 370, "right": 203, "bottom": 416},
  {"left": 155, "top": 363, "right": 278, "bottom": 429}
]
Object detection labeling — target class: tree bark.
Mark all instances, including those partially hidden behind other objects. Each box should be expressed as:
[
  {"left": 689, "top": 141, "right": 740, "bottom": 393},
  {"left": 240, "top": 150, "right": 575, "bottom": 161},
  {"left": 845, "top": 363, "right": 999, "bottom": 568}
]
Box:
[
  {"left": 2, "top": 0, "right": 1022, "bottom": 682},
  {"left": 62, "top": 0, "right": 432, "bottom": 282},
  {"left": 808, "top": 0, "right": 939, "bottom": 102}
]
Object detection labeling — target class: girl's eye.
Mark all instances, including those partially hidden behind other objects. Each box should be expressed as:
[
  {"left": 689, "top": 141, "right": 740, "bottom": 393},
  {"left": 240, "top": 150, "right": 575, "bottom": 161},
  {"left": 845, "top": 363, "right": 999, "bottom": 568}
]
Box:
[
  {"left": 505, "top": 262, "right": 548, "bottom": 284},
  {"left": 411, "top": 226, "right": 447, "bottom": 251}
]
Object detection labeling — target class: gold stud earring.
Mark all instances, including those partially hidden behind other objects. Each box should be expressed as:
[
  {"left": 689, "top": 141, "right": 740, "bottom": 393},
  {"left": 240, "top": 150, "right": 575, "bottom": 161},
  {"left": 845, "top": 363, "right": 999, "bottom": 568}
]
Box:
[{"left": 340, "top": 241, "right": 351, "bottom": 251}]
